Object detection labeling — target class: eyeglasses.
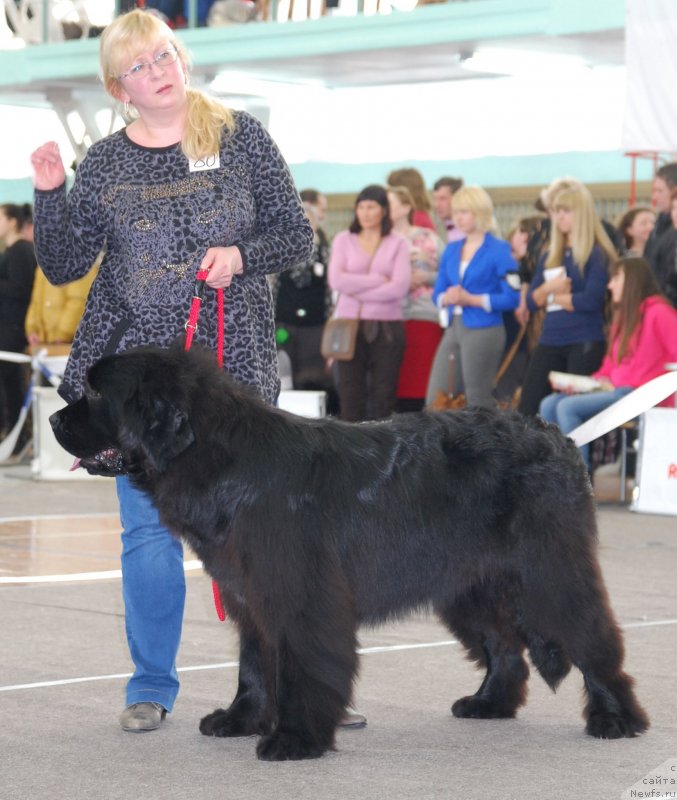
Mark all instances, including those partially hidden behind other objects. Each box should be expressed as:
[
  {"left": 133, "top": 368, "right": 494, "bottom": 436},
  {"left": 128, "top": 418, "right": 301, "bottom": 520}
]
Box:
[{"left": 118, "top": 46, "right": 178, "bottom": 81}]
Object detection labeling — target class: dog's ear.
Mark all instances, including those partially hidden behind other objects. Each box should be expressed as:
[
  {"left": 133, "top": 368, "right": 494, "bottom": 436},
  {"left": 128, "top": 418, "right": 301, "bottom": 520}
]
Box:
[{"left": 121, "top": 394, "right": 195, "bottom": 475}]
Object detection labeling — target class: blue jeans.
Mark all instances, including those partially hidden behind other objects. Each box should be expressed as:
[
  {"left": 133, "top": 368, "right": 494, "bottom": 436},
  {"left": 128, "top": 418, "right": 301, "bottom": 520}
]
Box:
[
  {"left": 539, "top": 387, "right": 632, "bottom": 468},
  {"left": 116, "top": 476, "right": 185, "bottom": 711}
]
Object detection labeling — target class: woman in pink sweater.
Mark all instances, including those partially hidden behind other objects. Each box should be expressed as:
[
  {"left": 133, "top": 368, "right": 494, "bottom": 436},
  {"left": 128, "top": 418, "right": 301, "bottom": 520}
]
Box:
[
  {"left": 328, "top": 184, "right": 411, "bottom": 421},
  {"left": 539, "top": 256, "right": 677, "bottom": 467}
]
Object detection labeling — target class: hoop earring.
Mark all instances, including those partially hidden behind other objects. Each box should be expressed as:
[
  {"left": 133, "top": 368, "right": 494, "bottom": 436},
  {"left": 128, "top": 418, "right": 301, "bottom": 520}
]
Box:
[{"left": 124, "top": 101, "right": 130, "bottom": 117}]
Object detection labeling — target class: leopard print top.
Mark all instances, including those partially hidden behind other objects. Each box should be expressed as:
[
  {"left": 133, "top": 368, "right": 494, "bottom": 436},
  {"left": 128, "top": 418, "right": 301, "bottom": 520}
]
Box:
[{"left": 34, "top": 111, "right": 313, "bottom": 405}]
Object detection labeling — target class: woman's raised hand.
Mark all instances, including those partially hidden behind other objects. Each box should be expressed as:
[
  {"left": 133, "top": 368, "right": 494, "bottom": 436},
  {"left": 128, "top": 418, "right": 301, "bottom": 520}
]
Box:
[{"left": 31, "top": 141, "right": 66, "bottom": 191}]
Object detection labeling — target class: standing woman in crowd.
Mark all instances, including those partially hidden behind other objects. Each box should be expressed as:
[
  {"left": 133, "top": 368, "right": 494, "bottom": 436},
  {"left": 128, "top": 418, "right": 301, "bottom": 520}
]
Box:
[
  {"left": 425, "top": 186, "right": 520, "bottom": 409},
  {"left": 31, "top": 9, "right": 313, "bottom": 732},
  {"left": 386, "top": 167, "right": 436, "bottom": 231},
  {"left": 387, "top": 185, "right": 444, "bottom": 411},
  {"left": 617, "top": 206, "right": 656, "bottom": 257},
  {"left": 518, "top": 184, "right": 617, "bottom": 416},
  {"left": 540, "top": 256, "right": 677, "bottom": 469},
  {"left": 0, "top": 203, "right": 36, "bottom": 440},
  {"left": 328, "top": 184, "right": 410, "bottom": 422}
]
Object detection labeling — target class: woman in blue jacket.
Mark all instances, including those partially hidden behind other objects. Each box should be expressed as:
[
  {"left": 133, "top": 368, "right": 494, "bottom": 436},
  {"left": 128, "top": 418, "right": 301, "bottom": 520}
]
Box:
[{"left": 425, "top": 186, "right": 520, "bottom": 408}]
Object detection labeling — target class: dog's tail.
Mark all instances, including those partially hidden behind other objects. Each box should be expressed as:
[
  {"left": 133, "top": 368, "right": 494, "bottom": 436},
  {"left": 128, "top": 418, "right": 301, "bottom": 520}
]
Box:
[{"left": 526, "top": 634, "right": 572, "bottom": 691}]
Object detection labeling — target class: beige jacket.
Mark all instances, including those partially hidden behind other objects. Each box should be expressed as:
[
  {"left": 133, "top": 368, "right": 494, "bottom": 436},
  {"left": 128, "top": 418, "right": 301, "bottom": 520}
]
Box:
[{"left": 25, "top": 265, "right": 97, "bottom": 344}]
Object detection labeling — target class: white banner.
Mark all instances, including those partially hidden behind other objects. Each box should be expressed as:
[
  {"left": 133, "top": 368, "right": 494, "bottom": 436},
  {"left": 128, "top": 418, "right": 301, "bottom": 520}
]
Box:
[
  {"left": 569, "top": 370, "right": 677, "bottom": 447},
  {"left": 632, "top": 408, "right": 677, "bottom": 515},
  {"left": 622, "top": 0, "right": 677, "bottom": 152}
]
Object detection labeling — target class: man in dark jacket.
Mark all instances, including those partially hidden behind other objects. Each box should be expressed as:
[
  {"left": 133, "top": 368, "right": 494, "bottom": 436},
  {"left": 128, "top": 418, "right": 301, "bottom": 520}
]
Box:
[{"left": 645, "top": 162, "right": 677, "bottom": 307}]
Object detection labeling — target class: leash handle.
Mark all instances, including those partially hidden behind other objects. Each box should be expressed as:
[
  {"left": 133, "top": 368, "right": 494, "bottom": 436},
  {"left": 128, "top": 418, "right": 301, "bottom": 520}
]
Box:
[
  {"left": 184, "top": 269, "right": 209, "bottom": 352},
  {"left": 184, "top": 268, "right": 227, "bottom": 621}
]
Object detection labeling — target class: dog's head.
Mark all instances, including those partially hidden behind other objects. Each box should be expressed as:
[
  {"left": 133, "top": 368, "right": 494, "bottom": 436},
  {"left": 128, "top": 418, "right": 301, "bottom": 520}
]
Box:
[{"left": 50, "top": 347, "right": 201, "bottom": 478}]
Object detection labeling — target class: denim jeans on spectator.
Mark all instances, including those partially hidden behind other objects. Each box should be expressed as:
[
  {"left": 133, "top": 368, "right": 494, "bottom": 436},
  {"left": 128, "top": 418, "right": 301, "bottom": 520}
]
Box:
[
  {"left": 539, "top": 386, "right": 633, "bottom": 468},
  {"left": 116, "top": 475, "right": 185, "bottom": 711}
]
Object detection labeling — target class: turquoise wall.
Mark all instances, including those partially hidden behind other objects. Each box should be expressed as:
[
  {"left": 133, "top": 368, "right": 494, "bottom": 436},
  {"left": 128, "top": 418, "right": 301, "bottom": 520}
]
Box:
[
  {"left": 289, "top": 150, "right": 655, "bottom": 194},
  {"left": 3, "top": 149, "right": 655, "bottom": 205}
]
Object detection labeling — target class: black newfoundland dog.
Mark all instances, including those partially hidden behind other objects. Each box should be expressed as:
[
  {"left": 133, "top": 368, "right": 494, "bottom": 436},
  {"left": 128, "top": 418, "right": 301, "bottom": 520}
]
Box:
[{"left": 50, "top": 346, "right": 648, "bottom": 760}]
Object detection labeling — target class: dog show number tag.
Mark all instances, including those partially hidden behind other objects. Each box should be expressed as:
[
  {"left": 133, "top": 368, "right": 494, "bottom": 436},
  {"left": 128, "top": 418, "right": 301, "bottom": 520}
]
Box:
[{"left": 189, "top": 153, "right": 220, "bottom": 173}]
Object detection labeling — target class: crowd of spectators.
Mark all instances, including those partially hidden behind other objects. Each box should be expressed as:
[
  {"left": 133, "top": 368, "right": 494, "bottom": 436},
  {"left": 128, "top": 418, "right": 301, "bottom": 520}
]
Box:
[
  {"left": 271, "top": 164, "right": 677, "bottom": 479},
  {"left": 4, "top": 162, "right": 677, "bottom": 479}
]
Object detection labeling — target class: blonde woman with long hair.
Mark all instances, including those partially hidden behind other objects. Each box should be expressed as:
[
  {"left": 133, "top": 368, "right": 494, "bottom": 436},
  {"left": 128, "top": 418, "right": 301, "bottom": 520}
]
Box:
[
  {"left": 518, "top": 183, "right": 617, "bottom": 415},
  {"left": 425, "top": 185, "right": 520, "bottom": 408},
  {"left": 30, "top": 9, "right": 313, "bottom": 733}
]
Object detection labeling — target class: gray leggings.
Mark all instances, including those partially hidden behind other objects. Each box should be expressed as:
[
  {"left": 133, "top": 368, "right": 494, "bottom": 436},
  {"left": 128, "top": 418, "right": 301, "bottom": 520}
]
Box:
[{"left": 425, "top": 316, "right": 506, "bottom": 408}]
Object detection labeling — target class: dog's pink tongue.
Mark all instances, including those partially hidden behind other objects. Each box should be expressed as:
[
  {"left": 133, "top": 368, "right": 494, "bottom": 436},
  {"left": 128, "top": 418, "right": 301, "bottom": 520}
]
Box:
[{"left": 69, "top": 457, "right": 82, "bottom": 472}]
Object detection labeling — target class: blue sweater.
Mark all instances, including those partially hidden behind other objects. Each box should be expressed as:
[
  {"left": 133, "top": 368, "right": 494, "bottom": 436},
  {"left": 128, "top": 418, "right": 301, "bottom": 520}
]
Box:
[
  {"left": 527, "top": 245, "right": 609, "bottom": 346},
  {"left": 432, "top": 233, "right": 519, "bottom": 329}
]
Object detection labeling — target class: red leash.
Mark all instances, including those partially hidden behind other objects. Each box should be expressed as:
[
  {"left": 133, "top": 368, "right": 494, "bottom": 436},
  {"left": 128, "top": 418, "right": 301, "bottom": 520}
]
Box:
[{"left": 185, "top": 269, "right": 227, "bottom": 622}]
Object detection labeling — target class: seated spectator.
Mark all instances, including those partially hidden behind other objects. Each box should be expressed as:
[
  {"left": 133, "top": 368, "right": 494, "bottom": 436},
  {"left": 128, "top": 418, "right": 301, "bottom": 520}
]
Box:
[
  {"left": 617, "top": 206, "right": 656, "bottom": 257},
  {"left": 386, "top": 168, "right": 436, "bottom": 231},
  {"left": 517, "top": 183, "right": 617, "bottom": 416},
  {"left": 182, "top": 0, "right": 214, "bottom": 25},
  {"left": 207, "top": 0, "right": 259, "bottom": 25},
  {"left": 425, "top": 186, "right": 520, "bottom": 409},
  {"left": 540, "top": 256, "right": 677, "bottom": 469},
  {"left": 387, "top": 185, "right": 444, "bottom": 411},
  {"left": 146, "top": 2, "right": 184, "bottom": 25}
]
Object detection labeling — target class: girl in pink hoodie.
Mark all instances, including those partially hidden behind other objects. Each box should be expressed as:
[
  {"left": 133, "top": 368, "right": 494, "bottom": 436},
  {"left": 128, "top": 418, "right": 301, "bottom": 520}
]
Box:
[{"left": 539, "top": 256, "right": 677, "bottom": 467}]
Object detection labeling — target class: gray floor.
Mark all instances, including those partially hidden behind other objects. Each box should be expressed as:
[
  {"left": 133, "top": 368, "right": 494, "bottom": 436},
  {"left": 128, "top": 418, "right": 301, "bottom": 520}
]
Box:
[{"left": 1, "top": 463, "right": 676, "bottom": 800}]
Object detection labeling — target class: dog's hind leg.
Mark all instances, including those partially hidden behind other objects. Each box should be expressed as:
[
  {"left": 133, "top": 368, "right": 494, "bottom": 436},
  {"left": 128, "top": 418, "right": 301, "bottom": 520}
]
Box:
[
  {"left": 437, "top": 582, "right": 530, "bottom": 720},
  {"left": 256, "top": 578, "right": 358, "bottom": 761},
  {"left": 516, "top": 518, "right": 649, "bottom": 739},
  {"left": 525, "top": 564, "right": 648, "bottom": 739},
  {"left": 199, "top": 612, "right": 276, "bottom": 738}
]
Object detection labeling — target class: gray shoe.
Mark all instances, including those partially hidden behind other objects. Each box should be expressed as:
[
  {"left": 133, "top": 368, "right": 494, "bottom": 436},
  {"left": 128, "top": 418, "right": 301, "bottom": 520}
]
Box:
[
  {"left": 338, "top": 708, "right": 367, "bottom": 729},
  {"left": 120, "top": 702, "right": 167, "bottom": 732}
]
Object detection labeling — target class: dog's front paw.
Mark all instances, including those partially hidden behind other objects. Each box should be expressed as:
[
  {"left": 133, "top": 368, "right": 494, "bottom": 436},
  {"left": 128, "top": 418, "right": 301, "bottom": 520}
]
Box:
[
  {"left": 586, "top": 711, "right": 648, "bottom": 739},
  {"left": 199, "top": 706, "right": 263, "bottom": 738},
  {"left": 256, "top": 731, "right": 327, "bottom": 761},
  {"left": 451, "top": 696, "right": 517, "bottom": 719}
]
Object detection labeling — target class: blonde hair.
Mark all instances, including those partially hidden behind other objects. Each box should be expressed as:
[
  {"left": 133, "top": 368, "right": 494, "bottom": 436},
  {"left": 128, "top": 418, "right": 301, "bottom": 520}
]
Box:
[
  {"left": 542, "top": 176, "right": 582, "bottom": 212},
  {"left": 546, "top": 184, "right": 617, "bottom": 273},
  {"left": 387, "top": 185, "right": 415, "bottom": 224},
  {"left": 451, "top": 185, "right": 496, "bottom": 233},
  {"left": 99, "top": 10, "right": 234, "bottom": 160}
]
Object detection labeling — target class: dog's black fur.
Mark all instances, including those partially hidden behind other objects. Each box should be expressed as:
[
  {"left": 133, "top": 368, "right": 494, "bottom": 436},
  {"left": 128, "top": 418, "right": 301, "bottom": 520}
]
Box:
[{"left": 50, "top": 345, "right": 649, "bottom": 760}]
